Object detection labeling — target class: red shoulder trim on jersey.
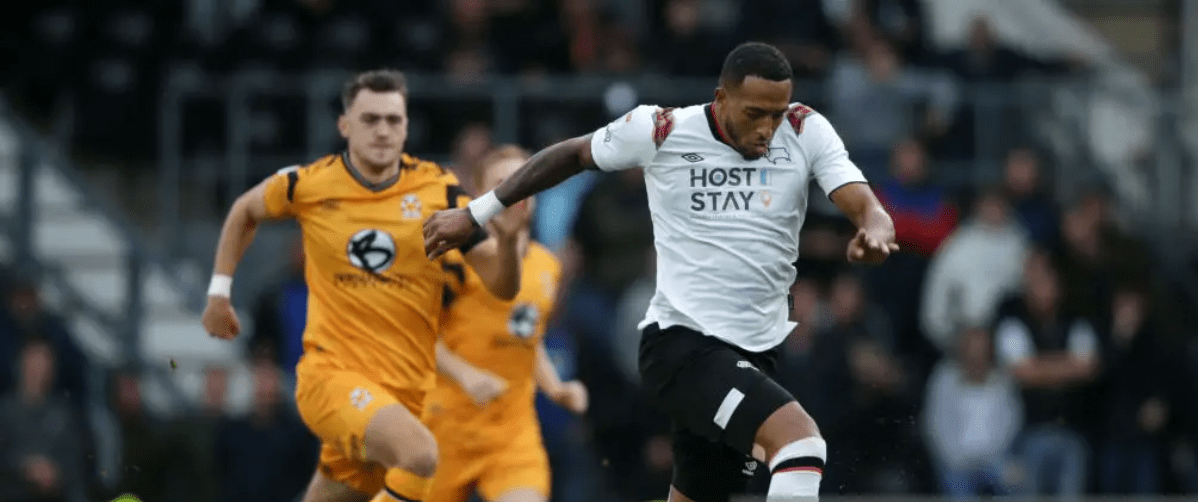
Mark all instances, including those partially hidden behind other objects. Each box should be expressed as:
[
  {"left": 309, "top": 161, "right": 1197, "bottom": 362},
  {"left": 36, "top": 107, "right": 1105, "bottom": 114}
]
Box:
[
  {"left": 652, "top": 107, "right": 677, "bottom": 149},
  {"left": 786, "top": 104, "right": 815, "bottom": 135}
]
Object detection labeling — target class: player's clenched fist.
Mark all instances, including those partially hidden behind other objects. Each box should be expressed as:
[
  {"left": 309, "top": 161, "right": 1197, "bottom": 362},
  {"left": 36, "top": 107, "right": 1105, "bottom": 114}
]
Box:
[
  {"left": 551, "top": 380, "right": 589, "bottom": 415},
  {"left": 846, "top": 227, "right": 899, "bottom": 265},
  {"left": 423, "top": 208, "right": 476, "bottom": 259},
  {"left": 460, "top": 366, "right": 509, "bottom": 407},
  {"left": 202, "top": 295, "right": 241, "bottom": 340}
]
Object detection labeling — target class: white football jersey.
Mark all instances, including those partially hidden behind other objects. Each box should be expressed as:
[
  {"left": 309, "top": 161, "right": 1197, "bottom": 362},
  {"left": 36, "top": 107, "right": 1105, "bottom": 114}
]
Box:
[{"left": 589, "top": 102, "right": 867, "bottom": 351}]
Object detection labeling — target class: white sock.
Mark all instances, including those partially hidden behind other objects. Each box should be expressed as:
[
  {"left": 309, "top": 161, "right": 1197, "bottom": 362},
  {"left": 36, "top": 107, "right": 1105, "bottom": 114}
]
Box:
[{"left": 767, "top": 437, "right": 826, "bottom": 501}]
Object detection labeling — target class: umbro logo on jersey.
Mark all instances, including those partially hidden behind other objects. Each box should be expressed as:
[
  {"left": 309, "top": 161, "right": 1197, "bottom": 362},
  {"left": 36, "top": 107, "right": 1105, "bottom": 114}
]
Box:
[
  {"left": 681, "top": 153, "right": 704, "bottom": 163},
  {"left": 765, "top": 147, "right": 791, "bottom": 164}
]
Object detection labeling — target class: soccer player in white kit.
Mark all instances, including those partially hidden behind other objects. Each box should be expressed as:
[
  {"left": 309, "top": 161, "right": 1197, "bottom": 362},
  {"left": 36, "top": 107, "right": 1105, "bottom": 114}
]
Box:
[{"left": 423, "top": 42, "right": 898, "bottom": 502}]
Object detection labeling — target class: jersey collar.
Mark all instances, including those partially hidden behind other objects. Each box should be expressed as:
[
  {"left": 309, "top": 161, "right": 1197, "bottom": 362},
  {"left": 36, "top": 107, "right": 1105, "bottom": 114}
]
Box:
[
  {"left": 704, "top": 103, "right": 736, "bottom": 149},
  {"left": 340, "top": 151, "right": 405, "bottom": 192}
]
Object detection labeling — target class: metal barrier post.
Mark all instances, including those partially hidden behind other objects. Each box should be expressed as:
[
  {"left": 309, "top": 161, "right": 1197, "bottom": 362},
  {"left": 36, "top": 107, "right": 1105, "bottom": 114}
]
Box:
[
  {"left": 15, "top": 140, "right": 36, "bottom": 269},
  {"left": 159, "top": 74, "right": 184, "bottom": 259},
  {"left": 225, "top": 75, "right": 251, "bottom": 209},
  {"left": 124, "top": 250, "right": 143, "bottom": 370},
  {"left": 492, "top": 79, "right": 520, "bottom": 144}
]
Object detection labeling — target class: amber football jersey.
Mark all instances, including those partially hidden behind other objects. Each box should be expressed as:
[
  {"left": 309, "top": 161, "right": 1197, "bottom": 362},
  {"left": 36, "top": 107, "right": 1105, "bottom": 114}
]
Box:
[
  {"left": 430, "top": 242, "right": 561, "bottom": 442},
  {"left": 262, "top": 152, "right": 479, "bottom": 393}
]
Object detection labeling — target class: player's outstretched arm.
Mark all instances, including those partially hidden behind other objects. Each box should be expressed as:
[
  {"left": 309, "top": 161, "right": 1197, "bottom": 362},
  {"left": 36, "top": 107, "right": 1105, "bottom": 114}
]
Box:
[
  {"left": 435, "top": 341, "right": 508, "bottom": 406},
  {"left": 202, "top": 179, "right": 277, "bottom": 339},
  {"left": 491, "top": 134, "right": 596, "bottom": 208},
  {"left": 460, "top": 195, "right": 531, "bottom": 301},
  {"left": 829, "top": 182, "right": 899, "bottom": 265},
  {"left": 423, "top": 135, "right": 596, "bottom": 259},
  {"left": 534, "top": 343, "right": 588, "bottom": 415}
]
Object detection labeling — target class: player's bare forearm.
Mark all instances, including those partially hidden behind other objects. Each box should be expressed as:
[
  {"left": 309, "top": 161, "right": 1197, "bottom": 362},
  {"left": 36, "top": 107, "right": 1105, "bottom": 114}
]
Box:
[
  {"left": 830, "top": 182, "right": 894, "bottom": 236},
  {"left": 465, "top": 235, "right": 521, "bottom": 300},
  {"left": 534, "top": 343, "right": 565, "bottom": 397},
  {"left": 212, "top": 182, "right": 272, "bottom": 277},
  {"left": 493, "top": 135, "right": 594, "bottom": 206},
  {"left": 435, "top": 340, "right": 479, "bottom": 384}
]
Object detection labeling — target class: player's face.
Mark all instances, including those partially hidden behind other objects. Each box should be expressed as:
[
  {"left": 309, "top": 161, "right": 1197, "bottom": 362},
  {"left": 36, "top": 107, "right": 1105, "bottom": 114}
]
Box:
[
  {"left": 715, "top": 76, "right": 792, "bottom": 160},
  {"left": 339, "top": 89, "right": 408, "bottom": 171},
  {"left": 481, "top": 157, "right": 536, "bottom": 220}
]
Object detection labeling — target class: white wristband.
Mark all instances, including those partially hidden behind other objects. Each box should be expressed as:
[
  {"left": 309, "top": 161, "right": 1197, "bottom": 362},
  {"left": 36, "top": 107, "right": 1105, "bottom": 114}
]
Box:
[
  {"left": 208, "top": 274, "right": 233, "bottom": 298},
  {"left": 467, "top": 191, "right": 506, "bottom": 226}
]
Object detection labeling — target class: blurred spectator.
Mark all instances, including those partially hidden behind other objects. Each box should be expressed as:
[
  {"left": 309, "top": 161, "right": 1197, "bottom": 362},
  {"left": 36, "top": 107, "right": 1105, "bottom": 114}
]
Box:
[
  {"left": 922, "top": 326, "right": 1022, "bottom": 498},
  {"left": 0, "top": 278, "right": 89, "bottom": 412},
  {"left": 827, "top": 40, "right": 958, "bottom": 175},
  {"left": 108, "top": 369, "right": 169, "bottom": 501},
  {"left": 932, "top": 16, "right": 1081, "bottom": 161},
  {"left": 0, "top": 339, "right": 89, "bottom": 502},
  {"left": 1002, "top": 146, "right": 1059, "bottom": 247},
  {"left": 827, "top": 272, "right": 898, "bottom": 352},
  {"left": 736, "top": 0, "right": 839, "bottom": 79},
  {"left": 448, "top": 122, "right": 494, "bottom": 195},
  {"left": 214, "top": 360, "right": 317, "bottom": 502},
  {"left": 649, "top": 0, "right": 728, "bottom": 77},
  {"left": 443, "top": 0, "right": 489, "bottom": 57},
  {"left": 487, "top": 0, "right": 572, "bottom": 75},
  {"left": 867, "top": 138, "right": 956, "bottom": 366},
  {"left": 937, "top": 16, "right": 1080, "bottom": 85},
  {"left": 1095, "top": 285, "right": 1176, "bottom": 494},
  {"left": 535, "top": 324, "right": 609, "bottom": 502},
  {"left": 215, "top": 0, "right": 315, "bottom": 72},
  {"left": 566, "top": 168, "right": 654, "bottom": 300},
  {"left": 874, "top": 138, "right": 959, "bottom": 256},
  {"left": 994, "top": 249, "right": 1100, "bottom": 498},
  {"left": 787, "top": 272, "right": 920, "bottom": 494},
  {"left": 921, "top": 186, "right": 1029, "bottom": 352},
  {"left": 1054, "top": 186, "right": 1152, "bottom": 327},
  {"left": 559, "top": 0, "right": 607, "bottom": 74},
  {"left": 150, "top": 365, "right": 230, "bottom": 502},
  {"left": 250, "top": 237, "right": 307, "bottom": 375},
  {"left": 858, "top": 0, "right": 929, "bottom": 66},
  {"left": 557, "top": 167, "right": 664, "bottom": 501}
]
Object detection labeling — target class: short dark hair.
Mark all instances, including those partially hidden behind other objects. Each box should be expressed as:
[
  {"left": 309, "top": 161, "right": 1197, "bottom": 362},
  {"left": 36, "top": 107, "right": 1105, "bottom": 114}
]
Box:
[
  {"left": 342, "top": 69, "right": 409, "bottom": 110},
  {"left": 719, "top": 42, "right": 792, "bottom": 88}
]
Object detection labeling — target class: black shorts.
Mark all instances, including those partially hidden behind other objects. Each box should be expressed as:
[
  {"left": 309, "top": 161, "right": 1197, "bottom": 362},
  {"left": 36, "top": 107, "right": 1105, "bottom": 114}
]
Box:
[{"left": 639, "top": 323, "right": 795, "bottom": 502}]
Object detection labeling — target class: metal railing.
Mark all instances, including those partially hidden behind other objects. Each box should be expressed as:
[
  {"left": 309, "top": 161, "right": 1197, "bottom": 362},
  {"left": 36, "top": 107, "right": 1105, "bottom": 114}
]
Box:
[
  {"left": 1, "top": 99, "right": 192, "bottom": 410},
  {"left": 152, "top": 69, "right": 1137, "bottom": 257},
  {"left": 16, "top": 66, "right": 1185, "bottom": 336}
]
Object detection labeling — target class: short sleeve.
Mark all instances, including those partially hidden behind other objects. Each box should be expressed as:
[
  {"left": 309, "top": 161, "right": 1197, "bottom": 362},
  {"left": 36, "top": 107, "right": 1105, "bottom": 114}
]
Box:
[
  {"left": 589, "top": 105, "right": 659, "bottom": 172},
  {"left": 803, "top": 113, "right": 868, "bottom": 197},
  {"left": 438, "top": 170, "right": 489, "bottom": 253},
  {"left": 262, "top": 165, "right": 301, "bottom": 218},
  {"left": 995, "top": 317, "right": 1034, "bottom": 367},
  {"left": 440, "top": 251, "right": 469, "bottom": 309}
]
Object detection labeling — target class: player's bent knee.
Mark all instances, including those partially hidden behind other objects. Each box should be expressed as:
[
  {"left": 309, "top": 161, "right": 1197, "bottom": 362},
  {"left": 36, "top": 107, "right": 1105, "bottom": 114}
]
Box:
[
  {"left": 362, "top": 404, "right": 439, "bottom": 477},
  {"left": 302, "top": 469, "right": 373, "bottom": 502},
  {"left": 766, "top": 440, "right": 824, "bottom": 484},
  {"left": 400, "top": 439, "right": 439, "bottom": 478},
  {"left": 755, "top": 401, "right": 820, "bottom": 461}
]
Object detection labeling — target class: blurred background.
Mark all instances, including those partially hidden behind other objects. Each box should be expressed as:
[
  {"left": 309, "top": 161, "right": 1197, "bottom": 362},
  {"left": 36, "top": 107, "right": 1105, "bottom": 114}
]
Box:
[{"left": 1, "top": 0, "right": 1198, "bottom": 500}]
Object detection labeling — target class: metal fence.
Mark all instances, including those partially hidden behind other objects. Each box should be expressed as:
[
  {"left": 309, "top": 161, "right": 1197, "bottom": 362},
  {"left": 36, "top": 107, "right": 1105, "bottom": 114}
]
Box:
[{"left": 152, "top": 68, "right": 1162, "bottom": 266}]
